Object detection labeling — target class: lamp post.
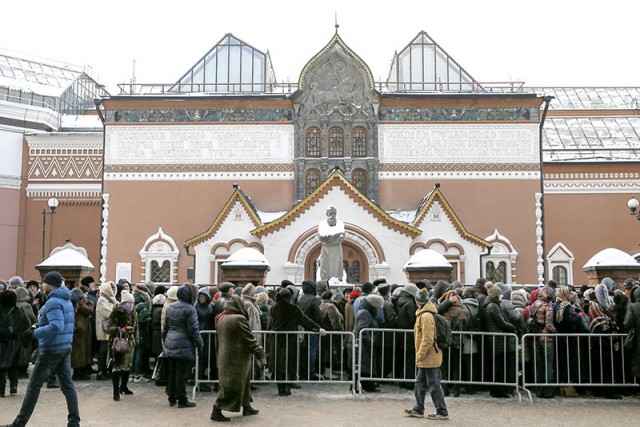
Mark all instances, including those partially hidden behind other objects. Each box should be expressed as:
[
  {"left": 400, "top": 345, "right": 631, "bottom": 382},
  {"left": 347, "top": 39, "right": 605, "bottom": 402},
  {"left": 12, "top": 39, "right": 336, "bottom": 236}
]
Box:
[
  {"left": 42, "top": 197, "right": 59, "bottom": 259},
  {"left": 629, "top": 197, "right": 640, "bottom": 222}
]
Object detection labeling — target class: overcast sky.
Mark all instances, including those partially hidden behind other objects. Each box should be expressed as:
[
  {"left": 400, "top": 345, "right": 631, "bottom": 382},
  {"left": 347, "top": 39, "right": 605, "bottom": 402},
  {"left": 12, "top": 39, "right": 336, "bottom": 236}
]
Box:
[{"left": 1, "top": 0, "right": 638, "bottom": 94}]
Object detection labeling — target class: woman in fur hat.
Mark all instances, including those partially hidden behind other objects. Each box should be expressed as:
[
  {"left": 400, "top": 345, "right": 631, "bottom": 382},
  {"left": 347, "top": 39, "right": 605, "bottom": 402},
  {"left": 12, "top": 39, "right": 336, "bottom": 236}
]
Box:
[
  {"left": 106, "top": 290, "right": 139, "bottom": 401},
  {"left": 70, "top": 286, "right": 94, "bottom": 380}
]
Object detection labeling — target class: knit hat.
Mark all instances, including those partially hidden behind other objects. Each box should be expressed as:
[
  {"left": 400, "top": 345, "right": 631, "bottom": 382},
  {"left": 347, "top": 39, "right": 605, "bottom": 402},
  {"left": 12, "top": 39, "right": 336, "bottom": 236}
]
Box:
[
  {"left": 120, "top": 290, "right": 135, "bottom": 304},
  {"left": 233, "top": 287, "right": 243, "bottom": 296},
  {"left": 276, "top": 288, "right": 292, "bottom": 303},
  {"left": 241, "top": 283, "right": 256, "bottom": 297},
  {"left": 166, "top": 286, "right": 179, "bottom": 302},
  {"left": 15, "top": 287, "right": 31, "bottom": 302},
  {"left": 595, "top": 283, "right": 613, "bottom": 310},
  {"left": 219, "top": 282, "right": 235, "bottom": 293},
  {"left": 415, "top": 288, "right": 428, "bottom": 305},
  {"left": 9, "top": 276, "right": 24, "bottom": 288},
  {"left": 80, "top": 276, "right": 95, "bottom": 287},
  {"left": 486, "top": 282, "right": 502, "bottom": 300},
  {"left": 71, "top": 287, "right": 84, "bottom": 302},
  {"left": 321, "top": 291, "right": 333, "bottom": 300},
  {"left": 366, "top": 294, "right": 384, "bottom": 310},
  {"left": 402, "top": 283, "right": 419, "bottom": 297},
  {"left": 43, "top": 271, "right": 64, "bottom": 288}
]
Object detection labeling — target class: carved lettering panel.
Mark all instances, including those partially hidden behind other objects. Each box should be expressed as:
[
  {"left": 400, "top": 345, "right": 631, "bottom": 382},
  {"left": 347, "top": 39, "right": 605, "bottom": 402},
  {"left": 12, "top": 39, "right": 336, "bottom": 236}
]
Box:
[
  {"left": 379, "top": 124, "right": 539, "bottom": 164},
  {"left": 105, "top": 125, "right": 294, "bottom": 165}
]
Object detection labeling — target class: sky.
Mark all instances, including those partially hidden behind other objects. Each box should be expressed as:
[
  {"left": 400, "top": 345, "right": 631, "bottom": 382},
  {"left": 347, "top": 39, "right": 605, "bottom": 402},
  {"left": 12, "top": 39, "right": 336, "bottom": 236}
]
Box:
[{"left": 1, "top": 0, "right": 638, "bottom": 94}]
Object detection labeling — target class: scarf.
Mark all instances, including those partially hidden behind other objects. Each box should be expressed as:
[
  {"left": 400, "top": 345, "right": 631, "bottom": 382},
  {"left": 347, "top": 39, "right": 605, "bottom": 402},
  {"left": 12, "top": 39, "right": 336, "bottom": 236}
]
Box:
[{"left": 555, "top": 286, "right": 572, "bottom": 324}]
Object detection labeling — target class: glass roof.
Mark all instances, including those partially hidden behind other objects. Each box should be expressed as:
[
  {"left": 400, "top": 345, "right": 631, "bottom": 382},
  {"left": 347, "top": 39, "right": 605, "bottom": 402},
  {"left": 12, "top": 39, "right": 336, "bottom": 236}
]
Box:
[
  {"left": 533, "top": 87, "right": 640, "bottom": 110},
  {"left": 172, "top": 34, "right": 276, "bottom": 93},
  {"left": 387, "top": 31, "right": 478, "bottom": 92},
  {"left": 543, "top": 117, "right": 640, "bottom": 161}
]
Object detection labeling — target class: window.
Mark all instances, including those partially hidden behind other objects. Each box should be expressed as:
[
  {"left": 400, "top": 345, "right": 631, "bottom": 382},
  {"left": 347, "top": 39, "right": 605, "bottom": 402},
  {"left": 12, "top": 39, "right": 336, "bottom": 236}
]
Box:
[
  {"left": 139, "top": 228, "right": 179, "bottom": 284},
  {"left": 351, "top": 169, "right": 367, "bottom": 194},
  {"left": 305, "top": 169, "right": 321, "bottom": 196},
  {"left": 482, "top": 230, "right": 518, "bottom": 284},
  {"left": 552, "top": 266, "right": 568, "bottom": 286},
  {"left": 151, "top": 260, "right": 171, "bottom": 283},
  {"left": 352, "top": 127, "right": 367, "bottom": 157},
  {"left": 328, "top": 127, "right": 344, "bottom": 157},
  {"left": 306, "top": 128, "right": 321, "bottom": 157},
  {"left": 486, "top": 261, "right": 507, "bottom": 284},
  {"left": 347, "top": 260, "right": 361, "bottom": 284}
]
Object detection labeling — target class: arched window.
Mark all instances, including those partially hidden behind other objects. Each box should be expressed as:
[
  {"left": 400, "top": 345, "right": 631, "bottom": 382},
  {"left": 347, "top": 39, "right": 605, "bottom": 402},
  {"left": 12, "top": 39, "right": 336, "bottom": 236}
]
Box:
[
  {"left": 328, "top": 127, "right": 344, "bottom": 157},
  {"left": 351, "top": 169, "right": 367, "bottom": 194},
  {"left": 306, "top": 128, "right": 321, "bottom": 157},
  {"left": 552, "top": 265, "right": 568, "bottom": 286},
  {"left": 139, "top": 228, "right": 179, "bottom": 284},
  {"left": 151, "top": 260, "right": 171, "bottom": 283},
  {"left": 305, "top": 169, "right": 321, "bottom": 196},
  {"left": 352, "top": 127, "right": 367, "bottom": 157},
  {"left": 486, "top": 261, "right": 507, "bottom": 283}
]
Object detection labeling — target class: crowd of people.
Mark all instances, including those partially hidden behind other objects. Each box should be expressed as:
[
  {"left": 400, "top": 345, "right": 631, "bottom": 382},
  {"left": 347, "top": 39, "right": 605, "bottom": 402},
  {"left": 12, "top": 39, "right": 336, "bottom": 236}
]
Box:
[{"left": 1, "top": 273, "right": 640, "bottom": 424}]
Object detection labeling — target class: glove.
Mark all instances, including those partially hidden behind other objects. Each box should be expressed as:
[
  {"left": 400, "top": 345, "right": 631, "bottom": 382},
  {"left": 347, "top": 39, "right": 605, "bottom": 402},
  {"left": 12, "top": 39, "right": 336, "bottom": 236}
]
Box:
[{"left": 318, "top": 328, "right": 327, "bottom": 337}]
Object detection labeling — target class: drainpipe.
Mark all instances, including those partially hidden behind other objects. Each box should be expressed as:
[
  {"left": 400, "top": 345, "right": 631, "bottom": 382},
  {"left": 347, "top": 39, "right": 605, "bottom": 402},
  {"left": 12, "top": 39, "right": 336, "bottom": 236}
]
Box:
[
  {"left": 538, "top": 96, "right": 553, "bottom": 284},
  {"left": 184, "top": 243, "right": 196, "bottom": 284},
  {"left": 479, "top": 245, "right": 493, "bottom": 279},
  {"left": 95, "top": 98, "right": 106, "bottom": 282}
]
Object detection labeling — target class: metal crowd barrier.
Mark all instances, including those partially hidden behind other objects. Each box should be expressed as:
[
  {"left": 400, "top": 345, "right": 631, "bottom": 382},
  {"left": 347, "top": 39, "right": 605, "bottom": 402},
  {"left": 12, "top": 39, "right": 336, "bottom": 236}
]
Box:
[
  {"left": 521, "top": 333, "right": 638, "bottom": 402},
  {"left": 356, "top": 329, "right": 522, "bottom": 400},
  {"left": 193, "top": 330, "right": 356, "bottom": 400}
]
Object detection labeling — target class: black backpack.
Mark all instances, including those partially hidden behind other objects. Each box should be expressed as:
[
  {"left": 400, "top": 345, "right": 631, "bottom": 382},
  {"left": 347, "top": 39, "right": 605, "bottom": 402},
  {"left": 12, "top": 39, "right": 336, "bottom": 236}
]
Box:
[{"left": 429, "top": 312, "right": 453, "bottom": 351}]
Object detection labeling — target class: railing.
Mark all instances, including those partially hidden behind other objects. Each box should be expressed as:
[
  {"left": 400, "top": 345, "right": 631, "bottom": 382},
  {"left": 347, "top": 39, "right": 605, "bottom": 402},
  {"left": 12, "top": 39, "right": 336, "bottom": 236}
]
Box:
[{"left": 190, "top": 329, "right": 635, "bottom": 403}]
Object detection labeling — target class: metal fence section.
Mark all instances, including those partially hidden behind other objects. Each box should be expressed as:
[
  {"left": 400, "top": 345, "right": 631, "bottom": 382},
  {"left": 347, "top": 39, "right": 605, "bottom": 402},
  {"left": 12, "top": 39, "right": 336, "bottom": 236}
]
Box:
[
  {"left": 194, "top": 330, "right": 356, "bottom": 400},
  {"left": 356, "top": 329, "right": 522, "bottom": 400},
  {"left": 521, "top": 333, "right": 638, "bottom": 402}
]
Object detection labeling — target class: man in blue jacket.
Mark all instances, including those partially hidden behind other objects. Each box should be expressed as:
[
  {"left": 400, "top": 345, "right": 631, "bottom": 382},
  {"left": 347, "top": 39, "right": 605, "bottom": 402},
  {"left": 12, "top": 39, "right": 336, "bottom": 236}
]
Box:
[{"left": 4, "top": 271, "right": 80, "bottom": 427}]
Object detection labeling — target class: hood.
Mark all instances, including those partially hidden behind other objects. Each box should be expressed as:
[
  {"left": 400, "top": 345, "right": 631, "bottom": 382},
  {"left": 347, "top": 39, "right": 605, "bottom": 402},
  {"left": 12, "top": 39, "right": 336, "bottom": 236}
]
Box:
[
  {"left": 224, "top": 295, "right": 249, "bottom": 319},
  {"left": 416, "top": 299, "right": 437, "bottom": 317},
  {"left": 177, "top": 284, "right": 195, "bottom": 304},
  {"left": 538, "top": 286, "right": 555, "bottom": 303},
  {"left": 0, "top": 289, "right": 17, "bottom": 308},
  {"left": 302, "top": 280, "right": 316, "bottom": 295},
  {"left": 100, "top": 281, "right": 116, "bottom": 298},
  {"left": 276, "top": 288, "right": 292, "bottom": 303},
  {"left": 432, "top": 280, "right": 451, "bottom": 300},
  {"left": 510, "top": 289, "right": 528, "bottom": 308},
  {"left": 49, "top": 285, "right": 72, "bottom": 301},
  {"left": 152, "top": 294, "right": 167, "bottom": 305},
  {"left": 595, "top": 283, "right": 613, "bottom": 310},
  {"left": 198, "top": 287, "right": 211, "bottom": 304},
  {"left": 496, "top": 282, "right": 512, "bottom": 299}
]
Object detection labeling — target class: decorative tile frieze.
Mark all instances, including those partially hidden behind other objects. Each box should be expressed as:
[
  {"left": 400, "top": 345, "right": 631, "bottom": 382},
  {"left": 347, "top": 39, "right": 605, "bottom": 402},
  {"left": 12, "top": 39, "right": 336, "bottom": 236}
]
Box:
[
  {"left": 545, "top": 172, "right": 640, "bottom": 180},
  {"left": 379, "top": 171, "right": 540, "bottom": 180},
  {"left": 104, "top": 163, "right": 294, "bottom": 173},
  {"left": 544, "top": 179, "right": 640, "bottom": 194},
  {"left": 379, "top": 163, "right": 539, "bottom": 172},
  {"left": 379, "top": 124, "right": 539, "bottom": 164},
  {"left": 379, "top": 107, "right": 539, "bottom": 122},
  {"left": 25, "top": 183, "right": 102, "bottom": 198},
  {"left": 104, "top": 172, "right": 294, "bottom": 181},
  {"left": 28, "top": 155, "right": 103, "bottom": 181},
  {"left": 106, "top": 108, "right": 293, "bottom": 123}
]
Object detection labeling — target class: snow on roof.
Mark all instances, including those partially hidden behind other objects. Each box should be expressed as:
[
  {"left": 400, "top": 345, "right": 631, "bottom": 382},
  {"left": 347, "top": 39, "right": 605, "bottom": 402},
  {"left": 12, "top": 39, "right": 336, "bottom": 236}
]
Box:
[
  {"left": 543, "top": 117, "right": 640, "bottom": 162},
  {"left": 0, "top": 52, "right": 82, "bottom": 97},
  {"left": 223, "top": 247, "right": 270, "bottom": 269},
  {"left": 37, "top": 246, "right": 94, "bottom": 270},
  {"left": 255, "top": 210, "right": 287, "bottom": 224},
  {"left": 403, "top": 249, "right": 452, "bottom": 270},
  {"left": 583, "top": 248, "right": 639, "bottom": 269},
  {"left": 533, "top": 87, "right": 640, "bottom": 110},
  {"left": 60, "top": 114, "right": 103, "bottom": 130},
  {"left": 387, "top": 210, "right": 417, "bottom": 223}
]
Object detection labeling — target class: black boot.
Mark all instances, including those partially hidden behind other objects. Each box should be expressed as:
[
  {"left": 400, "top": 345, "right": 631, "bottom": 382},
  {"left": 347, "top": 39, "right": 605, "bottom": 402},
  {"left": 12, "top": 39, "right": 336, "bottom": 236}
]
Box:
[
  {"left": 277, "top": 384, "right": 284, "bottom": 396},
  {"left": 283, "top": 384, "right": 292, "bottom": 396},
  {"left": 210, "top": 406, "right": 230, "bottom": 422},
  {"left": 120, "top": 371, "right": 133, "bottom": 395},
  {"left": 243, "top": 406, "right": 259, "bottom": 416},
  {"left": 111, "top": 372, "right": 121, "bottom": 401}
]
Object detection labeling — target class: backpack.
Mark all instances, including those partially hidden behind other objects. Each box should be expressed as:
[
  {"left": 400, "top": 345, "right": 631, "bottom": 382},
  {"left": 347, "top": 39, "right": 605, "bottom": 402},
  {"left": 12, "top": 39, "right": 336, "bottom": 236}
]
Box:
[
  {"left": 429, "top": 312, "right": 453, "bottom": 351},
  {"left": 462, "top": 303, "right": 481, "bottom": 332}
]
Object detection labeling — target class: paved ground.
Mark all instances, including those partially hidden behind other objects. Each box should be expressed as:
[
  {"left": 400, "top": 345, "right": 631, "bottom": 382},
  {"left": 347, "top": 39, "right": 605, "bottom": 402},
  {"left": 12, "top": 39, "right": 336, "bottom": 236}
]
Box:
[{"left": 1, "top": 380, "right": 639, "bottom": 426}]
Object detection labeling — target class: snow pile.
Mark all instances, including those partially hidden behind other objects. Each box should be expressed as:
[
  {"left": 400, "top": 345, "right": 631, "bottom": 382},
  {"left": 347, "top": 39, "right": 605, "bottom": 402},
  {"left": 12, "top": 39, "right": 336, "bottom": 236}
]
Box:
[
  {"left": 583, "top": 248, "right": 639, "bottom": 269},
  {"left": 223, "top": 247, "right": 270, "bottom": 269},
  {"left": 403, "top": 249, "right": 451, "bottom": 270}
]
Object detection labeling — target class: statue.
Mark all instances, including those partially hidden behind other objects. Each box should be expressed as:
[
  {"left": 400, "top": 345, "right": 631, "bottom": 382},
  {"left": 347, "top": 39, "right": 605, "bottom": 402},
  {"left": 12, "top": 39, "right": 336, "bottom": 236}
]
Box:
[{"left": 317, "top": 205, "right": 345, "bottom": 282}]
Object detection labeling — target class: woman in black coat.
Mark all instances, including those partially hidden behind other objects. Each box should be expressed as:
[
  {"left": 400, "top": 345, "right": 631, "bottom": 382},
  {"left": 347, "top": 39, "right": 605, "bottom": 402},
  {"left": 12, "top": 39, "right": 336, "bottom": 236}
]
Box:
[
  {"left": 162, "top": 285, "right": 203, "bottom": 408},
  {"left": 353, "top": 295, "right": 383, "bottom": 392},
  {"left": 0, "top": 290, "right": 30, "bottom": 397},
  {"left": 267, "top": 288, "right": 321, "bottom": 396},
  {"left": 624, "top": 287, "right": 640, "bottom": 381}
]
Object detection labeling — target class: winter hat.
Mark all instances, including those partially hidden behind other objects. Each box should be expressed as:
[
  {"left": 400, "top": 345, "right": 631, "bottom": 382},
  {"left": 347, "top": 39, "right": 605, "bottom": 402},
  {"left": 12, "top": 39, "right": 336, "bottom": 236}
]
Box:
[
  {"left": 402, "top": 283, "right": 419, "bottom": 298},
  {"left": 256, "top": 293, "right": 269, "bottom": 304},
  {"left": 452, "top": 281, "right": 463, "bottom": 290},
  {"left": 281, "top": 279, "right": 294, "bottom": 288},
  {"left": 15, "top": 287, "right": 31, "bottom": 303},
  {"left": 302, "top": 280, "right": 316, "bottom": 294},
  {"left": 43, "top": 271, "right": 64, "bottom": 288},
  {"left": 595, "top": 283, "right": 612, "bottom": 310},
  {"left": 135, "top": 283, "right": 150, "bottom": 295},
  {"left": 9, "top": 276, "right": 24, "bottom": 288},
  {"left": 486, "top": 282, "right": 502, "bottom": 300},
  {"left": 348, "top": 290, "right": 362, "bottom": 300},
  {"left": 361, "top": 282, "right": 375, "bottom": 294},
  {"left": 120, "top": 290, "right": 135, "bottom": 304},
  {"left": 316, "top": 280, "right": 328, "bottom": 295},
  {"left": 241, "top": 283, "right": 256, "bottom": 297},
  {"left": 496, "top": 282, "right": 512, "bottom": 299},
  {"left": 462, "top": 286, "right": 475, "bottom": 299},
  {"left": 624, "top": 278, "right": 636, "bottom": 291},
  {"left": 601, "top": 277, "right": 616, "bottom": 292},
  {"left": 415, "top": 288, "right": 429, "bottom": 305},
  {"left": 71, "top": 287, "right": 84, "bottom": 302},
  {"left": 152, "top": 294, "right": 166, "bottom": 305},
  {"left": 198, "top": 287, "right": 211, "bottom": 299},
  {"left": 219, "top": 282, "right": 235, "bottom": 293},
  {"left": 366, "top": 294, "right": 384, "bottom": 310},
  {"left": 321, "top": 291, "right": 333, "bottom": 300},
  {"left": 80, "top": 276, "right": 95, "bottom": 287},
  {"left": 510, "top": 289, "right": 528, "bottom": 308},
  {"left": 255, "top": 286, "right": 268, "bottom": 294},
  {"left": 276, "top": 288, "right": 292, "bottom": 303},
  {"left": 166, "top": 286, "right": 179, "bottom": 302},
  {"left": 474, "top": 278, "right": 488, "bottom": 295},
  {"left": 154, "top": 285, "right": 168, "bottom": 296}
]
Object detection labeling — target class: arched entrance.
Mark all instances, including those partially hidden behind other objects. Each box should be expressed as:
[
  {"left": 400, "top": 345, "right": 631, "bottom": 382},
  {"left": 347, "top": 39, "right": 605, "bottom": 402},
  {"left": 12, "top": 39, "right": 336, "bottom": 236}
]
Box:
[{"left": 304, "top": 241, "right": 369, "bottom": 284}]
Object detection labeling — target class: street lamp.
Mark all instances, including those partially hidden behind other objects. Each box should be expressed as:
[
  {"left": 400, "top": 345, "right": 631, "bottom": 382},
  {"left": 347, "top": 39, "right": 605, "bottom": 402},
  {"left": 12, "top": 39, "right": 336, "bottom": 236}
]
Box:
[
  {"left": 42, "top": 197, "right": 59, "bottom": 259},
  {"left": 629, "top": 197, "right": 640, "bottom": 222}
]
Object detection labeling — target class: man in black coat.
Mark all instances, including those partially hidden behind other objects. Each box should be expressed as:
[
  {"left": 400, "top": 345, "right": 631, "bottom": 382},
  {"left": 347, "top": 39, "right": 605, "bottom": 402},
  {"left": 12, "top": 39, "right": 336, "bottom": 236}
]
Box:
[{"left": 298, "top": 280, "right": 323, "bottom": 380}]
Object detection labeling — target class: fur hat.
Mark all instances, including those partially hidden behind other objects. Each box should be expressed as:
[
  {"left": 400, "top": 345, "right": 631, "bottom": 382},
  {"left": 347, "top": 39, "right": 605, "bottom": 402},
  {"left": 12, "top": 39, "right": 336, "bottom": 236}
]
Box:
[
  {"left": 415, "top": 288, "right": 429, "bottom": 305},
  {"left": 152, "top": 294, "right": 166, "bottom": 305},
  {"left": 402, "top": 283, "right": 419, "bottom": 297},
  {"left": 256, "top": 293, "right": 269, "bottom": 304},
  {"left": 321, "top": 291, "right": 333, "bottom": 300},
  {"left": 510, "top": 289, "right": 528, "bottom": 308},
  {"left": 120, "top": 290, "right": 135, "bottom": 304},
  {"left": 255, "top": 286, "right": 268, "bottom": 294},
  {"left": 80, "top": 276, "right": 95, "bottom": 287},
  {"left": 15, "top": 287, "right": 31, "bottom": 303},
  {"left": 219, "top": 282, "right": 235, "bottom": 293},
  {"left": 71, "top": 287, "right": 84, "bottom": 302},
  {"left": 43, "top": 271, "right": 64, "bottom": 288},
  {"left": 241, "top": 283, "right": 256, "bottom": 297},
  {"left": 366, "top": 294, "right": 384, "bottom": 310},
  {"left": 486, "top": 282, "right": 502, "bottom": 300},
  {"left": 595, "top": 283, "right": 613, "bottom": 310},
  {"left": 8, "top": 276, "right": 24, "bottom": 288},
  {"left": 135, "top": 283, "right": 150, "bottom": 295}
]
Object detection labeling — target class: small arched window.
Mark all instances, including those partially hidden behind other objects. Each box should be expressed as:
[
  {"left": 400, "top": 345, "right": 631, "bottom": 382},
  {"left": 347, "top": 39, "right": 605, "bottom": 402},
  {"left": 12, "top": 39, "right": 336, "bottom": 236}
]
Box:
[
  {"left": 486, "top": 261, "right": 506, "bottom": 283},
  {"left": 328, "top": 127, "right": 344, "bottom": 157},
  {"left": 352, "top": 127, "right": 367, "bottom": 157},
  {"left": 305, "top": 169, "right": 321, "bottom": 196},
  {"left": 351, "top": 169, "right": 368, "bottom": 194},
  {"left": 306, "top": 128, "right": 321, "bottom": 157},
  {"left": 151, "top": 260, "right": 171, "bottom": 283},
  {"left": 552, "top": 265, "right": 568, "bottom": 286}
]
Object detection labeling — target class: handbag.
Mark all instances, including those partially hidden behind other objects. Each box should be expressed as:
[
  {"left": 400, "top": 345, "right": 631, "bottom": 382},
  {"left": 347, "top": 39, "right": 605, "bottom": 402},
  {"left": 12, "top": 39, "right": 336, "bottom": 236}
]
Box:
[
  {"left": 624, "top": 328, "right": 636, "bottom": 350},
  {"left": 112, "top": 328, "right": 131, "bottom": 354}
]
